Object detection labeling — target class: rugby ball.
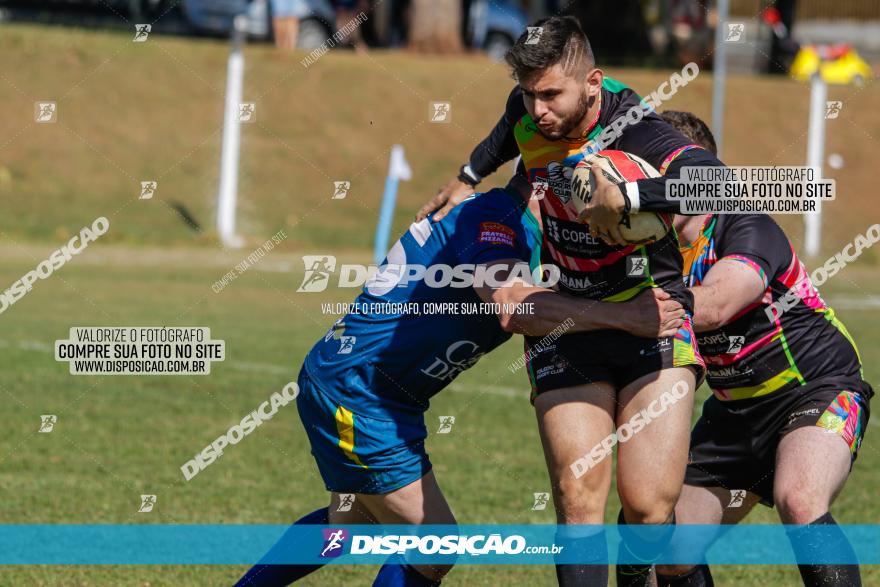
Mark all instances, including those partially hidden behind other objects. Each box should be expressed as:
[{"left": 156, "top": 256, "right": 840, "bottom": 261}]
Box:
[{"left": 570, "top": 150, "right": 674, "bottom": 245}]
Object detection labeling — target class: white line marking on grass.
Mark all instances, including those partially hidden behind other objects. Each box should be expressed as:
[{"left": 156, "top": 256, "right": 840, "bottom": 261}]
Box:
[
  {"left": 18, "top": 340, "right": 53, "bottom": 352},
  {"left": 827, "top": 295, "right": 880, "bottom": 310},
  {"left": 228, "top": 361, "right": 292, "bottom": 375},
  {"left": 448, "top": 382, "right": 522, "bottom": 399},
  {"left": 0, "top": 339, "right": 52, "bottom": 352}
]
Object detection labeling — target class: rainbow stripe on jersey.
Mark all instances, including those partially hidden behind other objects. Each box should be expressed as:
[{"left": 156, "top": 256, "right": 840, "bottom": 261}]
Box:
[{"left": 511, "top": 77, "right": 692, "bottom": 308}]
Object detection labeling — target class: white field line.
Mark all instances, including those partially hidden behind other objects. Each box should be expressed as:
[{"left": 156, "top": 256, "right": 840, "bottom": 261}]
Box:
[{"left": 827, "top": 296, "right": 880, "bottom": 310}]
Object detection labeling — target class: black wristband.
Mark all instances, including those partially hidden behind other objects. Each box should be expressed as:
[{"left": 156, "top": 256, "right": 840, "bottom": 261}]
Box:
[{"left": 458, "top": 164, "right": 480, "bottom": 188}]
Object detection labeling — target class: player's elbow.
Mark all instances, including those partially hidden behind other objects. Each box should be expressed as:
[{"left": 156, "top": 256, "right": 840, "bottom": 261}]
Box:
[
  {"left": 486, "top": 283, "right": 538, "bottom": 334},
  {"left": 692, "top": 284, "right": 741, "bottom": 332},
  {"left": 496, "top": 299, "right": 536, "bottom": 334},
  {"left": 497, "top": 310, "right": 524, "bottom": 334},
  {"left": 693, "top": 304, "right": 728, "bottom": 332},
  {"left": 495, "top": 299, "right": 528, "bottom": 334},
  {"left": 497, "top": 314, "right": 516, "bottom": 333},
  {"left": 487, "top": 288, "right": 516, "bottom": 333}
]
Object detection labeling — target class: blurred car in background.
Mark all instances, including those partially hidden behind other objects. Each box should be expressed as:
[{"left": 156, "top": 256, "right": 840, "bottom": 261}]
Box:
[
  {"left": 182, "top": 0, "right": 335, "bottom": 46},
  {"left": 466, "top": 0, "right": 528, "bottom": 61},
  {"left": 6, "top": 0, "right": 527, "bottom": 55},
  {"left": 182, "top": 0, "right": 526, "bottom": 56}
]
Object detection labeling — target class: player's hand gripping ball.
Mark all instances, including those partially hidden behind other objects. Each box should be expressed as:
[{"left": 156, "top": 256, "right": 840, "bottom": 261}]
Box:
[{"left": 570, "top": 150, "right": 673, "bottom": 245}]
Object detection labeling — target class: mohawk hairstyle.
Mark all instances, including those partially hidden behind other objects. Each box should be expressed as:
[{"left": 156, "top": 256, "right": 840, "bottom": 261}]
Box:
[{"left": 505, "top": 16, "right": 595, "bottom": 82}]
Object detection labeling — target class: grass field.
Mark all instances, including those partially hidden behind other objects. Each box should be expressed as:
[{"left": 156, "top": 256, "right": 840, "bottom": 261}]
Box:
[{"left": 1, "top": 21, "right": 880, "bottom": 587}]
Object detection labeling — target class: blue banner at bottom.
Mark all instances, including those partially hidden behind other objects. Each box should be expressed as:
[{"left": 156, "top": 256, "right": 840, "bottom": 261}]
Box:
[{"left": 1, "top": 524, "right": 877, "bottom": 565}]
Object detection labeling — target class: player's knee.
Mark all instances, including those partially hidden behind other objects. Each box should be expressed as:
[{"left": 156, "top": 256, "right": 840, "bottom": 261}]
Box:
[
  {"left": 774, "top": 488, "right": 827, "bottom": 525},
  {"left": 619, "top": 489, "right": 678, "bottom": 525},
  {"left": 622, "top": 507, "right": 675, "bottom": 526},
  {"left": 554, "top": 476, "right": 605, "bottom": 523}
]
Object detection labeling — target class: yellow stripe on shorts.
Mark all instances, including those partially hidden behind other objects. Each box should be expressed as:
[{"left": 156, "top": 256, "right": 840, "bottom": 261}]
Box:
[{"left": 335, "top": 405, "right": 368, "bottom": 468}]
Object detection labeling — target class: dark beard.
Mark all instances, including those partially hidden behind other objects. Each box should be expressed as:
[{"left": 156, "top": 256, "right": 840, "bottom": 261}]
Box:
[{"left": 537, "top": 89, "right": 591, "bottom": 141}]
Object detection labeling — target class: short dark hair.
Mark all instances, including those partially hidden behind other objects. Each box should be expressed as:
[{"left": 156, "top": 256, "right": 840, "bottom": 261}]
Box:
[
  {"left": 660, "top": 111, "right": 718, "bottom": 155},
  {"left": 505, "top": 16, "right": 595, "bottom": 82}
]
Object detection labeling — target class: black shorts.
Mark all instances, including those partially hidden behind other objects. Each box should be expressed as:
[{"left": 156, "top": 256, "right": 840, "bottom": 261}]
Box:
[
  {"left": 685, "top": 376, "right": 873, "bottom": 506},
  {"left": 524, "top": 316, "right": 704, "bottom": 398}
]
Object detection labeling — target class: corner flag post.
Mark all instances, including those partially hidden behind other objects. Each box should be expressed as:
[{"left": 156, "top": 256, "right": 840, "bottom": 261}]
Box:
[
  {"left": 804, "top": 74, "right": 827, "bottom": 257},
  {"left": 217, "top": 15, "right": 248, "bottom": 249},
  {"left": 711, "top": 0, "right": 730, "bottom": 158},
  {"left": 373, "top": 145, "right": 412, "bottom": 264}
]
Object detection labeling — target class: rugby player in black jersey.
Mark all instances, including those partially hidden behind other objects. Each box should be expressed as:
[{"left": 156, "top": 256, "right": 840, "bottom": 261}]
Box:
[
  {"left": 416, "top": 16, "right": 729, "bottom": 587},
  {"left": 648, "top": 111, "right": 872, "bottom": 587}
]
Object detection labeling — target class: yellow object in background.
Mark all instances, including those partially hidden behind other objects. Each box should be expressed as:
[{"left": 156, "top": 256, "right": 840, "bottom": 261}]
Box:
[{"left": 790, "top": 44, "right": 873, "bottom": 85}]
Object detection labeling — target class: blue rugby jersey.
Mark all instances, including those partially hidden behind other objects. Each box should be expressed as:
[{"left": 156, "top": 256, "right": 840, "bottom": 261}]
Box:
[{"left": 303, "top": 188, "right": 542, "bottom": 419}]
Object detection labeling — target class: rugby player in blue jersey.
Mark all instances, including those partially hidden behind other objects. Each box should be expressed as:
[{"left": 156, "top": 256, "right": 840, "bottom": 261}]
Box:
[{"left": 233, "top": 177, "right": 687, "bottom": 587}]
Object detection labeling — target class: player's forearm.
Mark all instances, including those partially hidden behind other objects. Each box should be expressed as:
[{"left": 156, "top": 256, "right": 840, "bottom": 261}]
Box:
[
  {"left": 690, "top": 284, "right": 728, "bottom": 332},
  {"left": 490, "top": 284, "right": 626, "bottom": 336}
]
